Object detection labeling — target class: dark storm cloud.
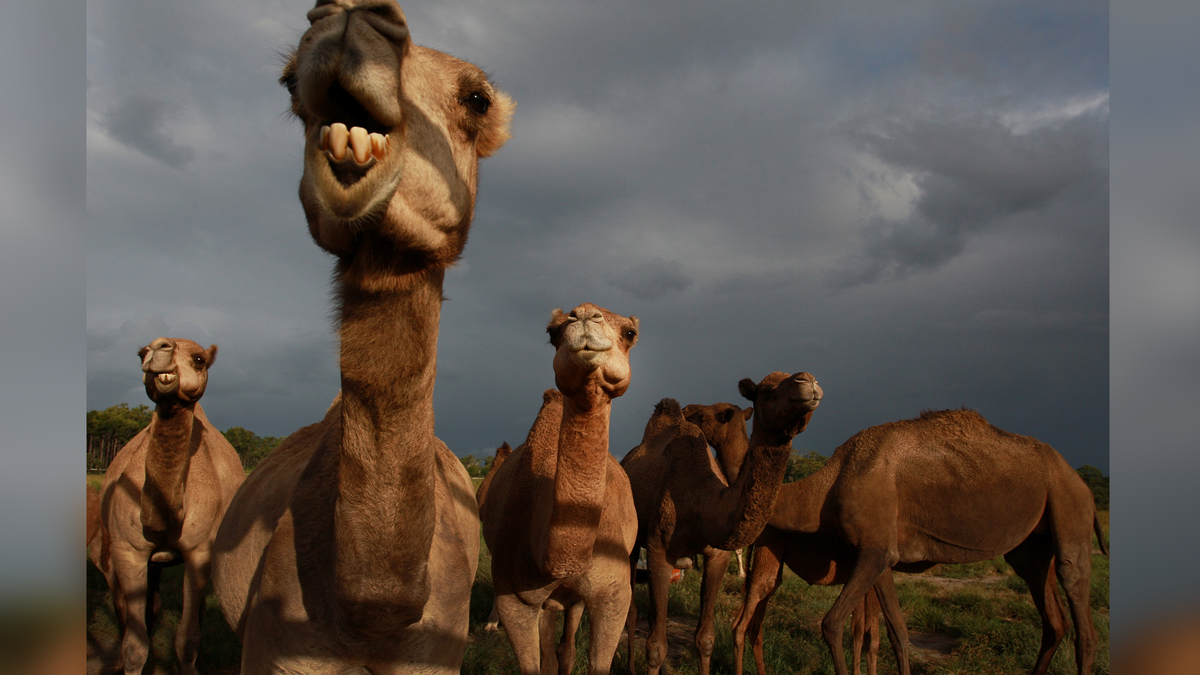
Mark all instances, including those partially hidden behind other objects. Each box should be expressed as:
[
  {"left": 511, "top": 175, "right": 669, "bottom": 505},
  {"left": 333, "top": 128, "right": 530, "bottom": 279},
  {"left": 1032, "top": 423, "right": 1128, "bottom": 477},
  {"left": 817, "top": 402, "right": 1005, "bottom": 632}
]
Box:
[
  {"left": 608, "top": 258, "right": 693, "bottom": 300},
  {"left": 831, "top": 104, "right": 1108, "bottom": 287},
  {"left": 102, "top": 95, "right": 195, "bottom": 168}
]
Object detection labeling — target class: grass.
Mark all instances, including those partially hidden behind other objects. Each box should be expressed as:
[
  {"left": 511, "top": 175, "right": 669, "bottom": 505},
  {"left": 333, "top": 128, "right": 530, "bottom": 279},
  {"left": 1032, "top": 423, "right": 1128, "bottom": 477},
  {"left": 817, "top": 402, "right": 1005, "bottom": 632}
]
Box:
[{"left": 86, "top": 487, "right": 1109, "bottom": 675}]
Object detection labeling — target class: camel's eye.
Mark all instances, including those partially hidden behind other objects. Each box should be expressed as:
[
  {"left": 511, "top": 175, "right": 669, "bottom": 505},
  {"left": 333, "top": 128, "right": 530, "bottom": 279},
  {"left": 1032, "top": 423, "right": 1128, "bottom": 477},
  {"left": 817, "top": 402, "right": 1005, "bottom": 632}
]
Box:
[
  {"left": 624, "top": 329, "right": 637, "bottom": 341},
  {"left": 193, "top": 356, "right": 205, "bottom": 367},
  {"left": 282, "top": 73, "right": 299, "bottom": 98},
  {"left": 462, "top": 92, "right": 490, "bottom": 115}
]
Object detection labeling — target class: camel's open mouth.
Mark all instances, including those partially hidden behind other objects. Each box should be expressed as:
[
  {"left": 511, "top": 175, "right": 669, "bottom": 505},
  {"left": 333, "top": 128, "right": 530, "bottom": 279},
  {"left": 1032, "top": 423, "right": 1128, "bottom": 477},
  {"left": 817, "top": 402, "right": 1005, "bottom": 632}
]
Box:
[{"left": 316, "top": 83, "right": 395, "bottom": 187}]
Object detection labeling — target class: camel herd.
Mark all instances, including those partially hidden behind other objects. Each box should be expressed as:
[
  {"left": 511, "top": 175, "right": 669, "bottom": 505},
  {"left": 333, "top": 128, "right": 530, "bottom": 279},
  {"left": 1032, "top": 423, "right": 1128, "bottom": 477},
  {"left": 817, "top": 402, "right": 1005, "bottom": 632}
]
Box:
[{"left": 86, "top": 2, "right": 1107, "bottom": 675}]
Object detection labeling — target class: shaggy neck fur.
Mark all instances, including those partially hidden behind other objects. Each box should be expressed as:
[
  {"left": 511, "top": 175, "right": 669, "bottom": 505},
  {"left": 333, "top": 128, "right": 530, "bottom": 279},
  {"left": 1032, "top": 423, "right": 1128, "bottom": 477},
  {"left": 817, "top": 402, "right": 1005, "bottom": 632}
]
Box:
[
  {"left": 332, "top": 265, "right": 443, "bottom": 627},
  {"left": 539, "top": 391, "right": 613, "bottom": 578},
  {"left": 141, "top": 400, "right": 199, "bottom": 546}
]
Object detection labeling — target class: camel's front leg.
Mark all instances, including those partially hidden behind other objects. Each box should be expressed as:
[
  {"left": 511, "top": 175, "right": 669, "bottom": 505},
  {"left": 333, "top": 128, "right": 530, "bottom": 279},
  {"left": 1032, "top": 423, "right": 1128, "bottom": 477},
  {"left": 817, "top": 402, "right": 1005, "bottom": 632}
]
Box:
[
  {"left": 176, "top": 549, "right": 211, "bottom": 675},
  {"left": 111, "top": 549, "right": 152, "bottom": 675},
  {"left": 583, "top": 575, "right": 632, "bottom": 675},
  {"left": 625, "top": 548, "right": 640, "bottom": 675},
  {"left": 731, "top": 538, "right": 784, "bottom": 675},
  {"left": 695, "top": 549, "right": 731, "bottom": 675},
  {"left": 497, "top": 594, "right": 544, "bottom": 675}
]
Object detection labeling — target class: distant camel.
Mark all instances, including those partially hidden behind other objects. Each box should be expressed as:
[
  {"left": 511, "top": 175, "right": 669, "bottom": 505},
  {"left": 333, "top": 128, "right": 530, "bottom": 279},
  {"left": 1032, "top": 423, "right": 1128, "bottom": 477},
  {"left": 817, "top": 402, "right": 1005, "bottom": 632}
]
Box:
[
  {"left": 89, "top": 338, "right": 244, "bottom": 675},
  {"left": 209, "top": 1, "right": 514, "bottom": 672},
  {"left": 621, "top": 372, "right": 823, "bottom": 675},
  {"left": 764, "top": 408, "right": 1108, "bottom": 675},
  {"left": 479, "top": 304, "right": 640, "bottom": 675}
]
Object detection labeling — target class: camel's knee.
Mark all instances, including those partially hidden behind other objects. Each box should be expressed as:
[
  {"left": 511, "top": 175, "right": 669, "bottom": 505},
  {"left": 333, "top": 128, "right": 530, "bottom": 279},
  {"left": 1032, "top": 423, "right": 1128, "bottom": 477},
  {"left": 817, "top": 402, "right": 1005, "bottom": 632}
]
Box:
[
  {"left": 121, "top": 633, "right": 150, "bottom": 675},
  {"left": 647, "top": 636, "right": 667, "bottom": 669},
  {"left": 821, "top": 614, "right": 844, "bottom": 648}
]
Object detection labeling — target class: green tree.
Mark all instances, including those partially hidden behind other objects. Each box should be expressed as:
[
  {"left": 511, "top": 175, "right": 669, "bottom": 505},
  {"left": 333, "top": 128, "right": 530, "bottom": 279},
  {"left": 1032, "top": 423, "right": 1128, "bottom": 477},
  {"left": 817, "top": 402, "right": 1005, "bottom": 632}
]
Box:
[
  {"left": 785, "top": 450, "right": 827, "bottom": 483},
  {"left": 86, "top": 403, "right": 154, "bottom": 470},
  {"left": 223, "top": 427, "right": 285, "bottom": 470},
  {"left": 1076, "top": 465, "right": 1109, "bottom": 511},
  {"left": 460, "top": 454, "right": 484, "bottom": 478}
]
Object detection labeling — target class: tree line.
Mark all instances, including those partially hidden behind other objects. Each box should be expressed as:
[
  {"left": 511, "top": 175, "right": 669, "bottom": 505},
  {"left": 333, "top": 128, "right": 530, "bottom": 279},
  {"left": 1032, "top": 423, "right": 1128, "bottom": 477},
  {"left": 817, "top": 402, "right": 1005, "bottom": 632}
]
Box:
[
  {"left": 85, "top": 403, "right": 1111, "bottom": 511},
  {"left": 86, "top": 403, "right": 285, "bottom": 472}
]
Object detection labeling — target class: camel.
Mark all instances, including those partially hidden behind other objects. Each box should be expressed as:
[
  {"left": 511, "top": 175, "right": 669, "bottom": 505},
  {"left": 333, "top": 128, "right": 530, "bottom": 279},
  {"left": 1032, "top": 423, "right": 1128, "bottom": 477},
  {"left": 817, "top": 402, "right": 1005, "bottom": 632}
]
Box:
[
  {"left": 673, "top": 405, "right": 880, "bottom": 675},
  {"left": 477, "top": 303, "right": 641, "bottom": 675},
  {"left": 209, "top": 1, "right": 514, "bottom": 672},
  {"left": 731, "top": 525, "right": 882, "bottom": 675},
  {"left": 762, "top": 408, "right": 1108, "bottom": 675},
  {"left": 621, "top": 371, "right": 823, "bottom": 675},
  {"left": 88, "top": 337, "right": 245, "bottom": 675}
]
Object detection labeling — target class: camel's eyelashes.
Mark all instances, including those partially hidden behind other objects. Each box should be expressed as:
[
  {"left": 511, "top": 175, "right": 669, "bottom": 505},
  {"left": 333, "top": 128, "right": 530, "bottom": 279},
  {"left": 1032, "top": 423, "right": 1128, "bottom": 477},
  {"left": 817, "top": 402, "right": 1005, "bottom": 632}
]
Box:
[{"left": 462, "top": 92, "right": 490, "bottom": 115}]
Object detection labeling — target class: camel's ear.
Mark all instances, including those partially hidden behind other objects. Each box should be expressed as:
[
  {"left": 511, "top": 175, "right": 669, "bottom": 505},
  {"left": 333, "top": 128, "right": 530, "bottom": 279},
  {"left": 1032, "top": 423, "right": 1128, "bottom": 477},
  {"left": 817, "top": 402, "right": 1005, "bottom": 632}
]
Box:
[
  {"left": 682, "top": 405, "right": 702, "bottom": 426},
  {"left": 546, "top": 308, "right": 568, "bottom": 347},
  {"left": 476, "top": 91, "right": 515, "bottom": 159},
  {"left": 738, "top": 378, "right": 758, "bottom": 402},
  {"left": 205, "top": 344, "right": 218, "bottom": 368},
  {"left": 717, "top": 408, "right": 735, "bottom": 425},
  {"left": 743, "top": 406, "right": 754, "bottom": 422}
]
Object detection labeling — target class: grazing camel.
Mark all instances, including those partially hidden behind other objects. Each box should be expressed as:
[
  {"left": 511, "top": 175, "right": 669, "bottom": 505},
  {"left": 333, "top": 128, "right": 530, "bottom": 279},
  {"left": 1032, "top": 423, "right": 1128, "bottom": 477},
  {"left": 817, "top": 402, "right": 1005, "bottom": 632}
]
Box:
[
  {"left": 209, "top": 1, "right": 514, "bottom": 673},
  {"left": 621, "top": 371, "right": 823, "bottom": 675},
  {"left": 765, "top": 408, "right": 1108, "bottom": 675},
  {"left": 89, "top": 338, "right": 244, "bottom": 675},
  {"left": 478, "top": 304, "right": 641, "bottom": 675}
]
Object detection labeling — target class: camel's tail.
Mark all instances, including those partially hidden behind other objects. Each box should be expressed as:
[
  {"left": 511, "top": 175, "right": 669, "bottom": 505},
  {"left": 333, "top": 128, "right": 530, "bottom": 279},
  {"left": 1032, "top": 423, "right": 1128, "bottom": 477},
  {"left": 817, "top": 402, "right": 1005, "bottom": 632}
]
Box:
[{"left": 1093, "top": 513, "right": 1109, "bottom": 556}]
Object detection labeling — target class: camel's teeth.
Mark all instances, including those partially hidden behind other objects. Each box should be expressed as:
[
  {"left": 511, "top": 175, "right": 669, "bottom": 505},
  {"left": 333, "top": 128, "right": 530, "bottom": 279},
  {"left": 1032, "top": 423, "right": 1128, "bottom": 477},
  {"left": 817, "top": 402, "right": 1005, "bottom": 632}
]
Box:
[
  {"left": 328, "top": 123, "right": 349, "bottom": 161},
  {"left": 349, "top": 126, "right": 370, "bottom": 164},
  {"left": 370, "top": 133, "right": 387, "bottom": 161},
  {"left": 319, "top": 125, "right": 330, "bottom": 151}
]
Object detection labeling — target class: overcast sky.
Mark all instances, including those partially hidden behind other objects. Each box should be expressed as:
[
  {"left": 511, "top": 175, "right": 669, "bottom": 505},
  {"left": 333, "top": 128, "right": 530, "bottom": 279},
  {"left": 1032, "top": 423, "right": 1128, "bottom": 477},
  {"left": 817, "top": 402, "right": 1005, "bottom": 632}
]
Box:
[{"left": 85, "top": 0, "right": 1110, "bottom": 477}]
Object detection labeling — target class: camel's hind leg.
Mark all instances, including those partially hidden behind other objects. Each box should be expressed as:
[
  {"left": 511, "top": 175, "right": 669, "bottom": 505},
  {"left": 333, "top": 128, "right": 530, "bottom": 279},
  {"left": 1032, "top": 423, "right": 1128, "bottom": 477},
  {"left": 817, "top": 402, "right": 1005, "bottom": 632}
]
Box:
[
  {"left": 539, "top": 607, "right": 559, "bottom": 675},
  {"left": 1054, "top": 530, "right": 1098, "bottom": 675},
  {"left": 1005, "top": 536, "right": 1067, "bottom": 675},
  {"left": 731, "top": 537, "right": 785, "bottom": 675},
  {"left": 868, "top": 570, "right": 907, "bottom": 675},
  {"left": 821, "top": 548, "right": 894, "bottom": 675},
  {"left": 556, "top": 603, "right": 585, "bottom": 675},
  {"left": 695, "top": 549, "right": 732, "bottom": 675}
]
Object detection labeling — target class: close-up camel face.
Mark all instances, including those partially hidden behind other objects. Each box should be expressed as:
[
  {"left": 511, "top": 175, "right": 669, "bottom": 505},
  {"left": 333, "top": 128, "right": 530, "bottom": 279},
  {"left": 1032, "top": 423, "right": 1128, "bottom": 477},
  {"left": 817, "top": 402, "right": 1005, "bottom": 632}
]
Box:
[
  {"left": 281, "top": 0, "right": 514, "bottom": 259},
  {"left": 737, "top": 371, "right": 822, "bottom": 437},
  {"left": 138, "top": 337, "right": 218, "bottom": 405},
  {"left": 546, "top": 303, "right": 639, "bottom": 399}
]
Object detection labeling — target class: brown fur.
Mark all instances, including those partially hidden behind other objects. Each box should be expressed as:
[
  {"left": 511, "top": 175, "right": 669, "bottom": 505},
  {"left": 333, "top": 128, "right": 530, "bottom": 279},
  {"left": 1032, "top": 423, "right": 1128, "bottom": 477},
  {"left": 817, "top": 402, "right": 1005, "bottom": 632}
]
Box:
[
  {"left": 209, "top": 3, "right": 513, "bottom": 673},
  {"left": 478, "top": 304, "right": 640, "bottom": 675},
  {"left": 88, "top": 338, "right": 244, "bottom": 675},
  {"left": 620, "top": 372, "right": 823, "bottom": 675},
  {"left": 765, "top": 408, "right": 1104, "bottom": 675},
  {"left": 86, "top": 484, "right": 101, "bottom": 549}
]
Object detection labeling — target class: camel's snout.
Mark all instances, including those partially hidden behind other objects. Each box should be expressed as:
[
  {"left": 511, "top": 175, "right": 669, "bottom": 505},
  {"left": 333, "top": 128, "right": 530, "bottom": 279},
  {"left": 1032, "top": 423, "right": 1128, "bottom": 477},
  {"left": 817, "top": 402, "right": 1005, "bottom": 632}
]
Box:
[{"left": 142, "top": 338, "right": 177, "bottom": 375}]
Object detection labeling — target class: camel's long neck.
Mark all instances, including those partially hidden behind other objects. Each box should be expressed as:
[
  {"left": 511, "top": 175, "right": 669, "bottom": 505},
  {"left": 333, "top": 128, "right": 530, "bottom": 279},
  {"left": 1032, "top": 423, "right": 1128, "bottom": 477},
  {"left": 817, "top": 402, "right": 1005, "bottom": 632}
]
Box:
[
  {"left": 141, "top": 401, "right": 198, "bottom": 546},
  {"left": 699, "top": 423, "right": 794, "bottom": 551},
  {"left": 332, "top": 267, "right": 443, "bottom": 627},
  {"left": 538, "top": 391, "right": 612, "bottom": 579}
]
